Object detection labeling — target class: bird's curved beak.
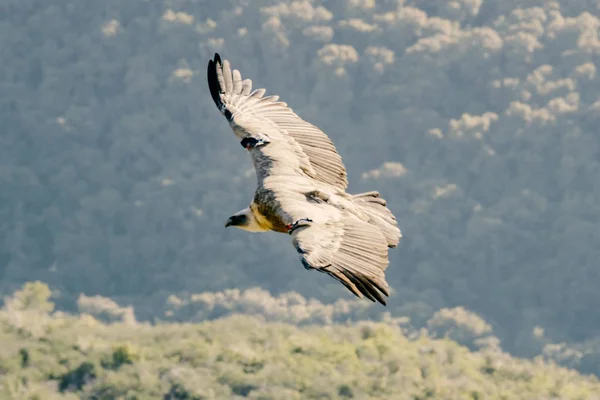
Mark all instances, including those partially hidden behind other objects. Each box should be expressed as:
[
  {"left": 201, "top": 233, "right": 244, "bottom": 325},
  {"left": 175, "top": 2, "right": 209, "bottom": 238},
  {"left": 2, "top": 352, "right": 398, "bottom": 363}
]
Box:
[{"left": 225, "top": 217, "right": 233, "bottom": 228}]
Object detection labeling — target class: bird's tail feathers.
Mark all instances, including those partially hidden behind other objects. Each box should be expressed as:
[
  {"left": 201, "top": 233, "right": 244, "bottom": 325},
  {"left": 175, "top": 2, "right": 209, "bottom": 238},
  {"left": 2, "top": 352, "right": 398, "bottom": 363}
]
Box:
[{"left": 353, "top": 191, "right": 402, "bottom": 248}]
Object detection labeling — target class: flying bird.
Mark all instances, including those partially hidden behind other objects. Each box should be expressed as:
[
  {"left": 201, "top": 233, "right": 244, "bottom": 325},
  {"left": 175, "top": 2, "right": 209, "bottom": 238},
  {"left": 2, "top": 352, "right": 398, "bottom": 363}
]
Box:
[{"left": 207, "top": 53, "right": 402, "bottom": 305}]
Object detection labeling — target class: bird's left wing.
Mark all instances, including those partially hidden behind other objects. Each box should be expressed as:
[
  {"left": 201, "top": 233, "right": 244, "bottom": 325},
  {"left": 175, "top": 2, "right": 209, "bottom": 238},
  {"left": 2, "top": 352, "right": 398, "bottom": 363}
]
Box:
[
  {"left": 207, "top": 53, "right": 348, "bottom": 190},
  {"left": 288, "top": 209, "right": 392, "bottom": 305}
]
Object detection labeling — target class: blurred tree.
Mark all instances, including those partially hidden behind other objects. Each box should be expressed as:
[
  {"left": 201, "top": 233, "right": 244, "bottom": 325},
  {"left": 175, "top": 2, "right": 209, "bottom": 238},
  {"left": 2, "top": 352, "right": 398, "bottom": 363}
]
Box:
[{"left": 4, "top": 281, "right": 54, "bottom": 313}]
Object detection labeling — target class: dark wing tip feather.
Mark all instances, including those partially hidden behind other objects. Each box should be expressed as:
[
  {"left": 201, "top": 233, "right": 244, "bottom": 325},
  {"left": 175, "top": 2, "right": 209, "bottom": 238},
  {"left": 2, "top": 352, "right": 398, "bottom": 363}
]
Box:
[
  {"left": 207, "top": 57, "right": 223, "bottom": 110},
  {"left": 349, "top": 271, "right": 388, "bottom": 306},
  {"left": 331, "top": 268, "right": 387, "bottom": 306},
  {"left": 341, "top": 270, "right": 377, "bottom": 303},
  {"left": 364, "top": 276, "right": 390, "bottom": 298},
  {"left": 207, "top": 53, "right": 233, "bottom": 120}
]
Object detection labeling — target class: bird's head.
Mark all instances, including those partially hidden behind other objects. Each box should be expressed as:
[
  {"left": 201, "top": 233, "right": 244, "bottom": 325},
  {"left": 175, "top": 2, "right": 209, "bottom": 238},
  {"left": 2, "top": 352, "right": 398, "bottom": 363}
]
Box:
[{"left": 225, "top": 207, "right": 268, "bottom": 232}]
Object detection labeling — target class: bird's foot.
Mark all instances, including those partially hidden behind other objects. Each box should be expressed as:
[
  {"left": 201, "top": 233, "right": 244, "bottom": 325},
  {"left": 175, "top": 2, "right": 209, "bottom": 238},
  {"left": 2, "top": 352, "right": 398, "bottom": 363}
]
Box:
[
  {"left": 286, "top": 218, "right": 313, "bottom": 234},
  {"left": 241, "top": 137, "right": 269, "bottom": 150}
]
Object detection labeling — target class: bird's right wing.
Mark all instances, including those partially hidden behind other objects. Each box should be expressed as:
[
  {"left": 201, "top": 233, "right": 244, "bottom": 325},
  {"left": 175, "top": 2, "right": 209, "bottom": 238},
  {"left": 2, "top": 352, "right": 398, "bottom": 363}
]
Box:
[
  {"left": 207, "top": 53, "right": 348, "bottom": 190},
  {"left": 289, "top": 213, "right": 391, "bottom": 305}
]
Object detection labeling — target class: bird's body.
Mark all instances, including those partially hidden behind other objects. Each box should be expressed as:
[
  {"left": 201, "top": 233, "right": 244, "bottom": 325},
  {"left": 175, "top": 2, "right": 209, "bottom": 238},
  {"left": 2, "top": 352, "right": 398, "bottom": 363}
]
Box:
[{"left": 208, "top": 53, "right": 402, "bottom": 305}]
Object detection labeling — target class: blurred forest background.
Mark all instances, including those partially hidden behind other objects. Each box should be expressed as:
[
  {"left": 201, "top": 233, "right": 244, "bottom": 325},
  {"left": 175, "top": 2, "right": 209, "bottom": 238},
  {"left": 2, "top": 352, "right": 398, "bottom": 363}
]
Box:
[{"left": 1, "top": 0, "right": 600, "bottom": 386}]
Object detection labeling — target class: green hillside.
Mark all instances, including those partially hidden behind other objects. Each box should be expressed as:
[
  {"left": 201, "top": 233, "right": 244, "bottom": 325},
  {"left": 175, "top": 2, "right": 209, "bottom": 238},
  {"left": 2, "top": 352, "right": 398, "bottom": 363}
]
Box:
[{"left": 2, "top": 283, "right": 599, "bottom": 399}]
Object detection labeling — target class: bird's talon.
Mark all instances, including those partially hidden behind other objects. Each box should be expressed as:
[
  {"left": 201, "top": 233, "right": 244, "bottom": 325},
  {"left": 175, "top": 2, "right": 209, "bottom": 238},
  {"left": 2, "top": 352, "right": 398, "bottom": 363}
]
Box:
[{"left": 240, "top": 137, "right": 268, "bottom": 151}]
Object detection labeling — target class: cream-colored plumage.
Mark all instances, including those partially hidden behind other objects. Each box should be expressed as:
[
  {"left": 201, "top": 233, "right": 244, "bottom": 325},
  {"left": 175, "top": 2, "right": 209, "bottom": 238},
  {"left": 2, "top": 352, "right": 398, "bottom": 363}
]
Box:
[{"left": 208, "top": 53, "right": 401, "bottom": 305}]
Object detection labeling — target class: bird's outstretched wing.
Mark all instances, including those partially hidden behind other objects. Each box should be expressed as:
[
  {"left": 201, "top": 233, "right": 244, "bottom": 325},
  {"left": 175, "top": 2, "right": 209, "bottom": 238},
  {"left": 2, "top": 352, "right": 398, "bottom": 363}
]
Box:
[
  {"left": 289, "top": 214, "right": 391, "bottom": 305},
  {"left": 207, "top": 53, "right": 348, "bottom": 190}
]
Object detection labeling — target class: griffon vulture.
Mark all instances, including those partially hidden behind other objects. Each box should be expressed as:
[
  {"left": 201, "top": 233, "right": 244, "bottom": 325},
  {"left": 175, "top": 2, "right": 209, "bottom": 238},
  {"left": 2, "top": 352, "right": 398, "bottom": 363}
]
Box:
[{"left": 207, "top": 53, "right": 402, "bottom": 305}]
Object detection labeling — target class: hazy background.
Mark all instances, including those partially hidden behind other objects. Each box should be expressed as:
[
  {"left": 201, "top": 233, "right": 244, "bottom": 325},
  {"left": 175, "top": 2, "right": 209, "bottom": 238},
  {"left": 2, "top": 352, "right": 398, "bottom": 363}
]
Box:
[{"left": 1, "top": 0, "right": 600, "bottom": 376}]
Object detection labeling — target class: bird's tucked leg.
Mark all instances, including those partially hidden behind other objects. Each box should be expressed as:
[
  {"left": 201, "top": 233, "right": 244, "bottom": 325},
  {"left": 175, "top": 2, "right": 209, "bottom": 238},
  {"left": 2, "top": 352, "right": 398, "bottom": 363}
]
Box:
[
  {"left": 240, "top": 136, "right": 269, "bottom": 150},
  {"left": 286, "top": 218, "right": 313, "bottom": 235}
]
